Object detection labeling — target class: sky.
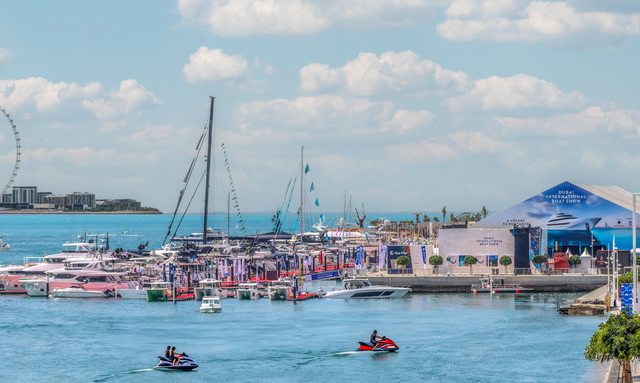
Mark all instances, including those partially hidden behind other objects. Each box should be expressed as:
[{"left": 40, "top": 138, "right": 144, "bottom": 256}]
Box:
[{"left": 1, "top": 0, "right": 640, "bottom": 215}]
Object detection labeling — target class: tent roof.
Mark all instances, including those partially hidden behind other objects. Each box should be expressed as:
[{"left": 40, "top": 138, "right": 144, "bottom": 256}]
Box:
[{"left": 574, "top": 182, "right": 637, "bottom": 211}]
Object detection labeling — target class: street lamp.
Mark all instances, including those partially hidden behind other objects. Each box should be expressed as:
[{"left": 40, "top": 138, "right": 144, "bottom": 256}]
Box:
[{"left": 632, "top": 193, "right": 639, "bottom": 314}]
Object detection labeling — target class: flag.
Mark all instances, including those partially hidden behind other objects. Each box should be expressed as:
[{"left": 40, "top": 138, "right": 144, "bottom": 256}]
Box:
[
  {"left": 310, "top": 182, "right": 315, "bottom": 192},
  {"left": 315, "top": 197, "right": 319, "bottom": 207},
  {"left": 304, "top": 164, "right": 310, "bottom": 174}
]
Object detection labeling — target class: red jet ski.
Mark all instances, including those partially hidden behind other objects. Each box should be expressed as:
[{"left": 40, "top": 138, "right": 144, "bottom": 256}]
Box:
[{"left": 357, "top": 337, "right": 399, "bottom": 352}]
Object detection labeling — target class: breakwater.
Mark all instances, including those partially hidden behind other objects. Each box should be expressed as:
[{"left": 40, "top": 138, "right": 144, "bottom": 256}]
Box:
[{"left": 367, "top": 274, "right": 609, "bottom": 292}]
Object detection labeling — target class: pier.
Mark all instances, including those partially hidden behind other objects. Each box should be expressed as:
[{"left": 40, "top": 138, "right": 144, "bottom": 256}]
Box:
[{"left": 366, "top": 274, "right": 608, "bottom": 293}]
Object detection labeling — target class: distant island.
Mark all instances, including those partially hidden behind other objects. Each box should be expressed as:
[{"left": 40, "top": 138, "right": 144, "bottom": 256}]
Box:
[{"left": 1, "top": 185, "right": 160, "bottom": 214}]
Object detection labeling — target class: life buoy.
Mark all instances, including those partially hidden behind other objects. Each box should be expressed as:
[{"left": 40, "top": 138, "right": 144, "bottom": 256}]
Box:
[{"left": 481, "top": 283, "right": 489, "bottom": 289}]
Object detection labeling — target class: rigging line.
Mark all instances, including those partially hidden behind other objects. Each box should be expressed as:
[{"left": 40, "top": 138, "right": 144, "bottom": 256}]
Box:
[
  {"left": 172, "top": 168, "right": 207, "bottom": 241},
  {"left": 220, "top": 142, "right": 246, "bottom": 236},
  {"left": 273, "top": 177, "right": 293, "bottom": 232},
  {"left": 162, "top": 124, "right": 208, "bottom": 245},
  {"left": 277, "top": 177, "right": 297, "bottom": 237}
]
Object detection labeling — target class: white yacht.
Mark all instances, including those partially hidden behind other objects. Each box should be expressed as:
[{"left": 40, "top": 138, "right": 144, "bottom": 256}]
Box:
[
  {"left": 324, "top": 278, "right": 411, "bottom": 299},
  {"left": 545, "top": 211, "right": 601, "bottom": 230},
  {"left": 200, "top": 296, "right": 222, "bottom": 313},
  {"left": 194, "top": 279, "right": 224, "bottom": 300},
  {"left": 50, "top": 286, "right": 109, "bottom": 298}
]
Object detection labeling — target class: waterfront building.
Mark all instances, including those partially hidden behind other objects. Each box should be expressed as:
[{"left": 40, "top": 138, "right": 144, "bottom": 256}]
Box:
[
  {"left": 475, "top": 180, "right": 640, "bottom": 252},
  {"left": 1, "top": 193, "right": 11, "bottom": 203},
  {"left": 35, "top": 192, "right": 52, "bottom": 203},
  {"left": 64, "top": 192, "right": 96, "bottom": 210},
  {"left": 43, "top": 195, "right": 65, "bottom": 209},
  {"left": 11, "top": 186, "right": 37, "bottom": 205}
]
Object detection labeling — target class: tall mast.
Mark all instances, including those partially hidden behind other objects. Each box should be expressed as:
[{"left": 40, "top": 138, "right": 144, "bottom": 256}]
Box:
[
  {"left": 203, "top": 96, "right": 215, "bottom": 244},
  {"left": 227, "top": 191, "right": 231, "bottom": 240},
  {"left": 300, "top": 146, "right": 304, "bottom": 241}
]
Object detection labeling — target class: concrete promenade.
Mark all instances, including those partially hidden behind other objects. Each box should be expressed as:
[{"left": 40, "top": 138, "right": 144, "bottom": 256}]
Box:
[{"left": 366, "top": 274, "right": 609, "bottom": 293}]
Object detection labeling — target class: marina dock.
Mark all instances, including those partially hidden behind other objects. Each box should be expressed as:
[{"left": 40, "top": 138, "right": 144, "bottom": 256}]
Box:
[{"left": 366, "top": 274, "right": 609, "bottom": 293}]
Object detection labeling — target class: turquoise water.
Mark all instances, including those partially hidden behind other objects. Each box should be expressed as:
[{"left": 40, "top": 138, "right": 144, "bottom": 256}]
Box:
[
  {"left": 0, "top": 290, "right": 603, "bottom": 383},
  {"left": 0, "top": 214, "right": 606, "bottom": 382}
]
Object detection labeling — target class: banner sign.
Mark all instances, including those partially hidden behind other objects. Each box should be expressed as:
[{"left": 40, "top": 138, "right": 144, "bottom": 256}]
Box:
[{"left": 439, "top": 229, "right": 514, "bottom": 257}]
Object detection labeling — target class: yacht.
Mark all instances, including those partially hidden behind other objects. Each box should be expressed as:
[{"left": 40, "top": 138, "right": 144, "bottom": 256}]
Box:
[
  {"left": 324, "top": 278, "right": 411, "bottom": 299},
  {"left": 50, "top": 285, "right": 109, "bottom": 298},
  {"left": 200, "top": 296, "right": 222, "bottom": 313},
  {"left": 545, "top": 211, "right": 601, "bottom": 230}
]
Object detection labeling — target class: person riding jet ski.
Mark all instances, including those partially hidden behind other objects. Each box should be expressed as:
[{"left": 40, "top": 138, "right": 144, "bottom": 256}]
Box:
[{"left": 370, "top": 330, "right": 383, "bottom": 347}]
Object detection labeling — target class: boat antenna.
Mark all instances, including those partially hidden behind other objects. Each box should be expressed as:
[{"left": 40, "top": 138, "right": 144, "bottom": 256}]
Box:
[{"left": 203, "top": 96, "right": 215, "bottom": 245}]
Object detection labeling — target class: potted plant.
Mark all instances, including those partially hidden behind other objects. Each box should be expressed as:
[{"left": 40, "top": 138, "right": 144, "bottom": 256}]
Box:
[
  {"left": 532, "top": 255, "right": 548, "bottom": 272},
  {"left": 569, "top": 255, "right": 581, "bottom": 270},
  {"left": 499, "top": 256, "right": 512, "bottom": 274},
  {"left": 429, "top": 255, "right": 443, "bottom": 274},
  {"left": 463, "top": 255, "right": 478, "bottom": 274},
  {"left": 395, "top": 255, "right": 410, "bottom": 274}
]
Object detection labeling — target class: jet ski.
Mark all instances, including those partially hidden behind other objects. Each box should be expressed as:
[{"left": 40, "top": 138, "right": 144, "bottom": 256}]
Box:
[
  {"left": 155, "top": 353, "right": 199, "bottom": 371},
  {"left": 357, "top": 337, "right": 399, "bottom": 352}
]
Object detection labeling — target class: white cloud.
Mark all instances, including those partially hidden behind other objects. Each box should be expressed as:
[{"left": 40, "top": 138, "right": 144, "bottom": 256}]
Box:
[
  {"left": 183, "top": 47, "right": 249, "bottom": 83},
  {"left": 236, "top": 95, "right": 432, "bottom": 136},
  {"left": 496, "top": 106, "right": 640, "bottom": 136},
  {"left": 81, "top": 79, "right": 161, "bottom": 120},
  {"left": 387, "top": 131, "right": 510, "bottom": 162},
  {"left": 177, "top": 0, "right": 445, "bottom": 36},
  {"left": 301, "top": 50, "right": 468, "bottom": 96},
  {"left": 438, "top": 0, "right": 640, "bottom": 44},
  {"left": 446, "top": 74, "right": 585, "bottom": 112},
  {"left": 0, "top": 48, "right": 14, "bottom": 68},
  {"left": 0, "top": 77, "right": 101, "bottom": 112}
]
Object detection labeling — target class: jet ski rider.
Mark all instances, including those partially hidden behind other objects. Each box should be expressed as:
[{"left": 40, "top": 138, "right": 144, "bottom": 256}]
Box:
[
  {"left": 370, "top": 330, "right": 383, "bottom": 347},
  {"left": 165, "top": 346, "right": 171, "bottom": 359}
]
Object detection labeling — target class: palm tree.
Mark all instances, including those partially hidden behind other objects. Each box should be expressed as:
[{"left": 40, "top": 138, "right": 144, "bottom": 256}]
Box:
[{"left": 441, "top": 206, "right": 447, "bottom": 223}]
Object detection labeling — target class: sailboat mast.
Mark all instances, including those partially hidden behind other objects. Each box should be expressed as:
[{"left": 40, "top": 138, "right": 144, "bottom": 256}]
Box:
[
  {"left": 227, "top": 191, "right": 230, "bottom": 240},
  {"left": 203, "top": 96, "right": 215, "bottom": 245},
  {"left": 300, "top": 146, "right": 304, "bottom": 241}
]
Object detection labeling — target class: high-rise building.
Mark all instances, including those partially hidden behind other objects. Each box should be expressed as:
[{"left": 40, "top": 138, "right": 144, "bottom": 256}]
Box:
[
  {"left": 64, "top": 192, "right": 96, "bottom": 210},
  {"left": 12, "top": 186, "right": 37, "bottom": 204}
]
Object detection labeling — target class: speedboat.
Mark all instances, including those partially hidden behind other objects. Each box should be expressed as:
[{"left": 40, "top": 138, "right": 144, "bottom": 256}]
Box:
[
  {"left": 471, "top": 277, "right": 531, "bottom": 294},
  {"left": 0, "top": 237, "right": 10, "bottom": 251},
  {"left": 200, "top": 296, "right": 222, "bottom": 313},
  {"left": 357, "top": 337, "right": 399, "bottom": 352},
  {"left": 324, "top": 278, "right": 411, "bottom": 299},
  {"left": 155, "top": 353, "right": 199, "bottom": 371},
  {"left": 50, "top": 286, "right": 109, "bottom": 298}
]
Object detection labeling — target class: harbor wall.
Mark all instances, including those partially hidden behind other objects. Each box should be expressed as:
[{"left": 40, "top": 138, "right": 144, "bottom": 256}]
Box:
[{"left": 366, "top": 274, "right": 609, "bottom": 292}]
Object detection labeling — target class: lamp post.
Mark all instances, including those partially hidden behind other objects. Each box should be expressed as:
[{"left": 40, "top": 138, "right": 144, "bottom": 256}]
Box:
[{"left": 632, "top": 193, "right": 639, "bottom": 314}]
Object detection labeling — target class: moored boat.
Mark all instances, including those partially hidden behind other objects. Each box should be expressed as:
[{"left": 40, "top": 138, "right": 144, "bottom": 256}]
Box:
[
  {"left": 50, "top": 286, "right": 109, "bottom": 298},
  {"left": 324, "top": 278, "right": 411, "bottom": 299},
  {"left": 236, "top": 282, "right": 260, "bottom": 300},
  {"left": 200, "top": 296, "right": 222, "bottom": 313}
]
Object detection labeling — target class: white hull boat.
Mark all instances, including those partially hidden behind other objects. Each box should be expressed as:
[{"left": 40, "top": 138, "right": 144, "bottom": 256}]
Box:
[
  {"left": 200, "top": 296, "right": 222, "bottom": 313},
  {"left": 324, "top": 279, "right": 411, "bottom": 299},
  {"left": 50, "top": 287, "right": 108, "bottom": 298},
  {"left": 116, "top": 288, "right": 147, "bottom": 299},
  {"left": 21, "top": 279, "right": 48, "bottom": 297}
]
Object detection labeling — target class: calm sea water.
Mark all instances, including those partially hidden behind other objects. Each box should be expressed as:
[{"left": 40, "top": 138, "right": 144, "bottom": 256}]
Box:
[{"left": 0, "top": 214, "right": 606, "bottom": 382}]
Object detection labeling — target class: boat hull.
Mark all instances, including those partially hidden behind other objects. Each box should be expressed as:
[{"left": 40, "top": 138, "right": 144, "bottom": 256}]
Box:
[{"left": 324, "top": 287, "right": 411, "bottom": 299}]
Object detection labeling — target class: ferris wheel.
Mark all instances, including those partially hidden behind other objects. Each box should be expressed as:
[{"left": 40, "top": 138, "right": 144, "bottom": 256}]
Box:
[{"left": 0, "top": 105, "right": 21, "bottom": 195}]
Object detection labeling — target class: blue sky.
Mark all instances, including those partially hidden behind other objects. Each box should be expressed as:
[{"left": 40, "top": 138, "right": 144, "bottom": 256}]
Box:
[{"left": 1, "top": 0, "right": 640, "bottom": 214}]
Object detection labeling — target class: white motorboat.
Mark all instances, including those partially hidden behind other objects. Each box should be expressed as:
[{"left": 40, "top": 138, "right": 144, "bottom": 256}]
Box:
[
  {"left": 236, "top": 282, "right": 260, "bottom": 300},
  {"left": 324, "top": 278, "right": 411, "bottom": 299},
  {"left": 267, "top": 278, "right": 293, "bottom": 301},
  {"left": 0, "top": 237, "right": 10, "bottom": 251},
  {"left": 116, "top": 283, "right": 147, "bottom": 299},
  {"left": 200, "top": 296, "right": 222, "bottom": 313},
  {"left": 20, "top": 278, "right": 48, "bottom": 297},
  {"left": 194, "top": 279, "right": 224, "bottom": 300},
  {"left": 50, "top": 286, "right": 109, "bottom": 298}
]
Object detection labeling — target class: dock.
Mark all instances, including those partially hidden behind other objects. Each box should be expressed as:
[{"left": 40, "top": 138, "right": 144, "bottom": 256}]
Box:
[
  {"left": 559, "top": 285, "right": 609, "bottom": 316},
  {"left": 366, "top": 274, "right": 608, "bottom": 293}
]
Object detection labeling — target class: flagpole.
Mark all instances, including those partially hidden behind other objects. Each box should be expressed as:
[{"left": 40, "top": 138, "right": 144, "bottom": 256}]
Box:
[{"left": 633, "top": 193, "right": 637, "bottom": 314}]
